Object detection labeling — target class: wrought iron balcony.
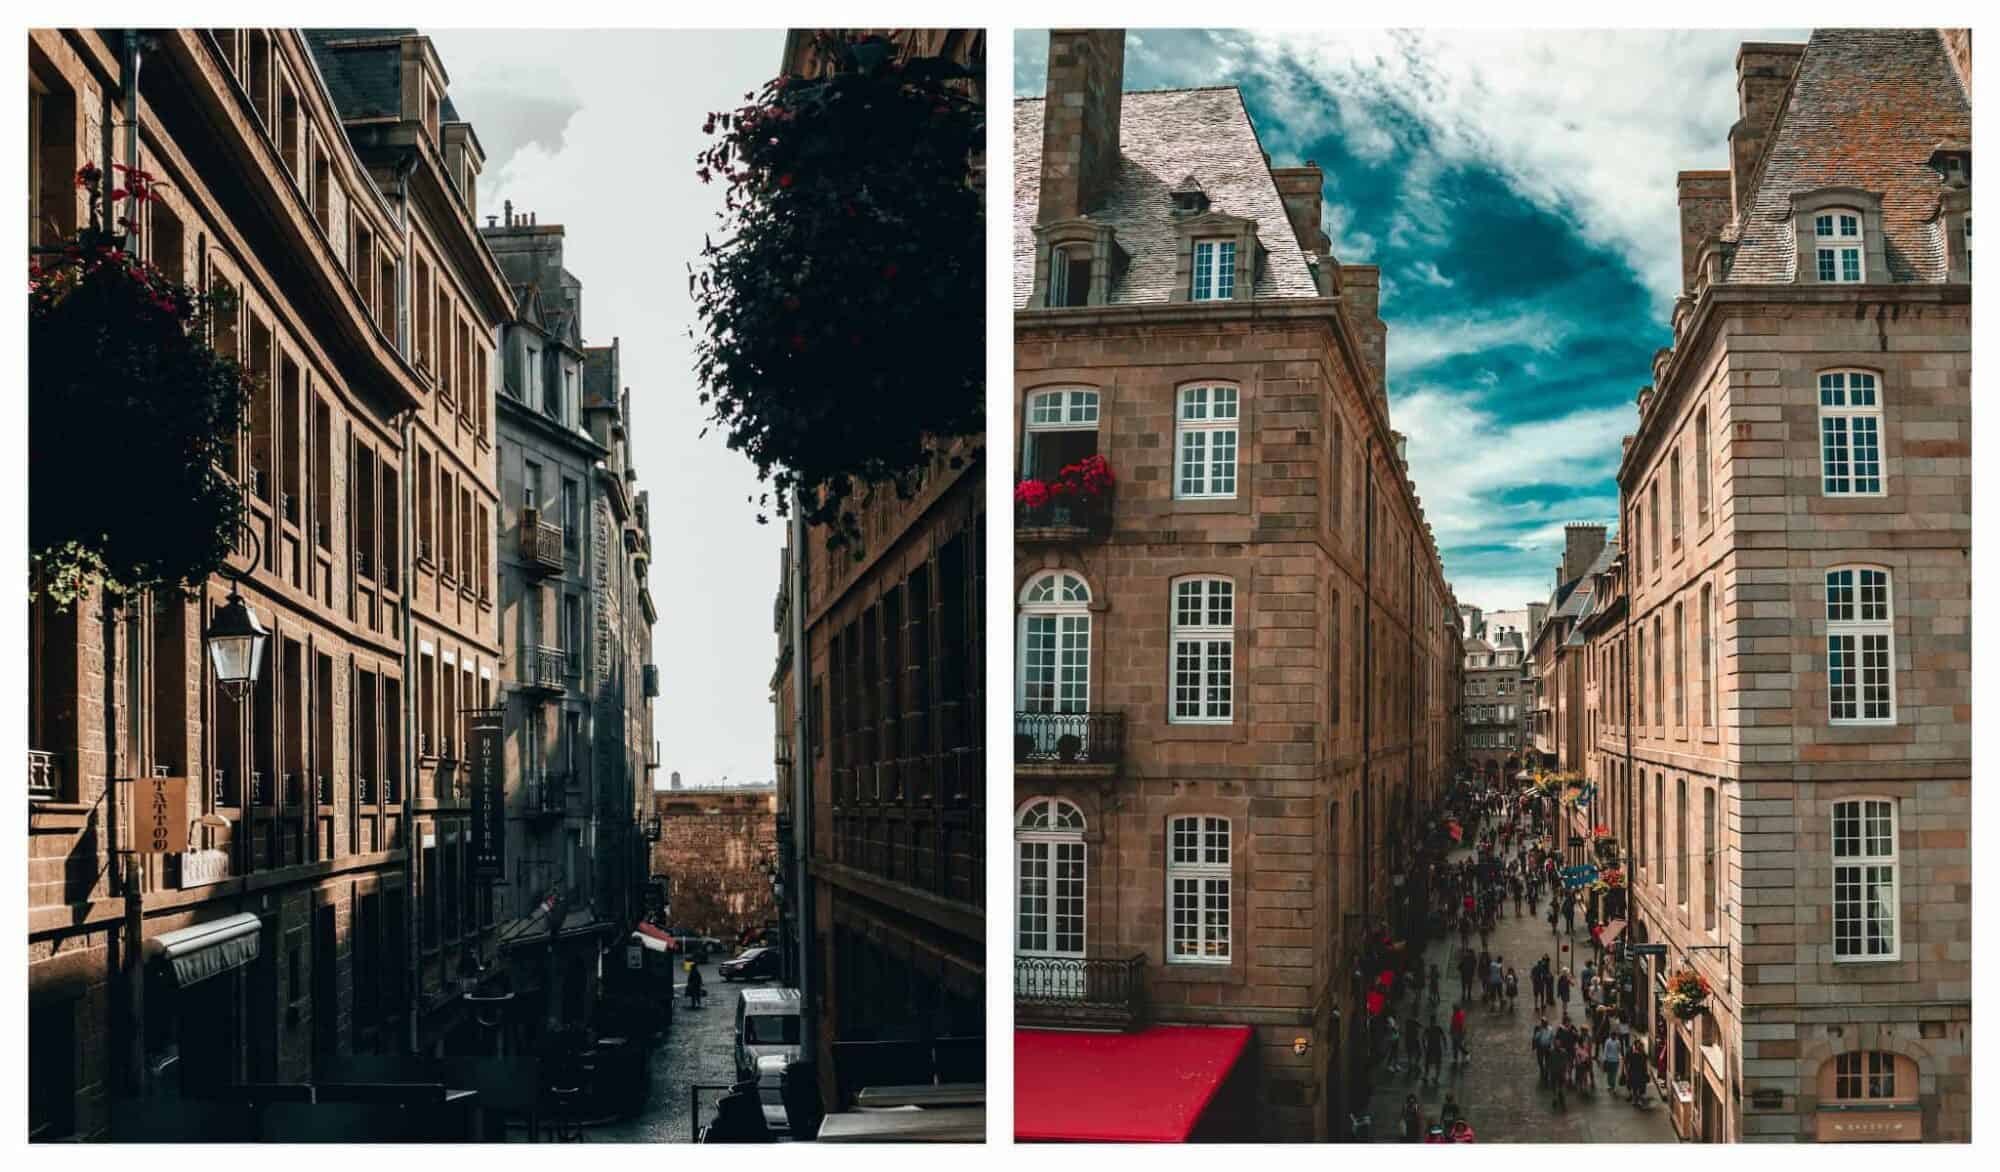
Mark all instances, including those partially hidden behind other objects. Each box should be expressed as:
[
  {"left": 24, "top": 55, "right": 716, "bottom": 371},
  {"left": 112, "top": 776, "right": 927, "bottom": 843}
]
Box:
[
  {"left": 1016, "top": 485, "right": 1113, "bottom": 543},
  {"left": 525, "top": 773, "right": 568, "bottom": 821},
  {"left": 1015, "top": 954, "right": 1147, "bottom": 1031},
  {"left": 519, "top": 509, "right": 566, "bottom": 575},
  {"left": 1014, "top": 711, "right": 1124, "bottom": 771},
  {"left": 28, "top": 750, "right": 60, "bottom": 802},
  {"left": 523, "top": 645, "right": 569, "bottom": 696}
]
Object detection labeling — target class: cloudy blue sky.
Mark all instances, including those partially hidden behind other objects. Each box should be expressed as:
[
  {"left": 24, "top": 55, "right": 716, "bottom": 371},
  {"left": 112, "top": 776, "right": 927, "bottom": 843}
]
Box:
[{"left": 1018, "top": 28, "right": 1803, "bottom": 613}]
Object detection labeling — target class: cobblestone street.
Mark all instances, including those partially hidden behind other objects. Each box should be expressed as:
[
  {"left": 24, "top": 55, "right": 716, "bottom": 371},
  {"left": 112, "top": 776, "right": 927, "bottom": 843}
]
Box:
[
  {"left": 589, "top": 961, "right": 744, "bottom": 1143},
  {"left": 1366, "top": 847, "right": 1679, "bottom": 1144}
]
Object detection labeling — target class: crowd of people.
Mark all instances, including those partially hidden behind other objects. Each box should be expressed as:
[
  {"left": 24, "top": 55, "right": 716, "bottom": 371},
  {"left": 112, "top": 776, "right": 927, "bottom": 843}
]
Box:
[{"left": 1373, "top": 774, "right": 1664, "bottom": 1140}]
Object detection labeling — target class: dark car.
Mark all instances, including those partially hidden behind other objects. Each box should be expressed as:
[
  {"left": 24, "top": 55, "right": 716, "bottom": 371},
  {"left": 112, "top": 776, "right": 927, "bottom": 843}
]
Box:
[
  {"left": 718, "top": 945, "right": 781, "bottom": 982},
  {"left": 664, "top": 926, "right": 724, "bottom": 961}
]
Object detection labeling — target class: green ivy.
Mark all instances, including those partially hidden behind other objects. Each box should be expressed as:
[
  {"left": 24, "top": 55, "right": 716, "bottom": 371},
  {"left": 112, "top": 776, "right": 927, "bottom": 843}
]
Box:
[
  {"left": 30, "top": 164, "right": 249, "bottom": 609},
  {"left": 691, "top": 33, "right": 984, "bottom": 553}
]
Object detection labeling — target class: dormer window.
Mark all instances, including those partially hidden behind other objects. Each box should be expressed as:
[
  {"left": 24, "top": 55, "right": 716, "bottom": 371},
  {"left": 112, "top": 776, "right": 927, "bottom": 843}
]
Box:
[
  {"left": 1191, "top": 239, "right": 1236, "bottom": 301},
  {"left": 1048, "top": 244, "right": 1090, "bottom": 308},
  {"left": 1814, "top": 209, "right": 1865, "bottom": 282},
  {"left": 1170, "top": 174, "right": 1210, "bottom": 217}
]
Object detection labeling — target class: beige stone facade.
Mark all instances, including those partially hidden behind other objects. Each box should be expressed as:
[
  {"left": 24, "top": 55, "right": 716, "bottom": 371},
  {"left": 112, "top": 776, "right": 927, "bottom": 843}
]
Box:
[
  {"left": 26, "top": 26, "right": 507, "bottom": 1136},
  {"left": 1013, "top": 31, "right": 1458, "bottom": 1140},
  {"left": 1586, "top": 29, "right": 1970, "bottom": 1144}
]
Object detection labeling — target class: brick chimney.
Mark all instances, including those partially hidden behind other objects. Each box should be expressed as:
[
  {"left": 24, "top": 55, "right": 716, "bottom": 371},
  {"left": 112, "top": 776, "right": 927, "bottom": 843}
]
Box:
[
  {"left": 1728, "top": 42, "right": 1805, "bottom": 223},
  {"left": 1561, "top": 523, "right": 1607, "bottom": 586},
  {"left": 1339, "top": 264, "right": 1387, "bottom": 404},
  {"left": 1270, "top": 163, "right": 1331, "bottom": 257},
  {"left": 1038, "top": 30, "right": 1125, "bottom": 223},
  {"left": 1676, "top": 171, "right": 1731, "bottom": 292}
]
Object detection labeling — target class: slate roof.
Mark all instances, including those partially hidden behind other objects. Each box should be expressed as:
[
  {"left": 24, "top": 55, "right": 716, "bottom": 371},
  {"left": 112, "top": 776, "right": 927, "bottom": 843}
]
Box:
[
  {"left": 303, "top": 29, "right": 460, "bottom": 123},
  {"left": 1725, "top": 29, "right": 1970, "bottom": 284},
  {"left": 1014, "top": 87, "right": 1321, "bottom": 308}
]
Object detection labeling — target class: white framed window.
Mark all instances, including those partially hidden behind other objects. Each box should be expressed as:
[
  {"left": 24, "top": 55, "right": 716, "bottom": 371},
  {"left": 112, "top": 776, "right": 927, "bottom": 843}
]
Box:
[
  {"left": 1826, "top": 566, "right": 1894, "bottom": 724},
  {"left": 1021, "top": 387, "right": 1101, "bottom": 483},
  {"left": 1170, "top": 577, "right": 1234, "bottom": 723},
  {"left": 1814, "top": 209, "right": 1865, "bottom": 282},
  {"left": 1832, "top": 798, "right": 1898, "bottom": 960},
  {"left": 1167, "top": 815, "right": 1231, "bottom": 964},
  {"left": 1017, "top": 572, "right": 1091, "bottom": 714},
  {"left": 1175, "top": 385, "right": 1239, "bottom": 499},
  {"left": 1048, "top": 244, "right": 1071, "bottom": 308},
  {"left": 1016, "top": 798, "right": 1086, "bottom": 961},
  {"left": 1819, "top": 370, "right": 1883, "bottom": 496},
  {"left": 1191, "top": 238, "right": 1236, "bottom": 301}
]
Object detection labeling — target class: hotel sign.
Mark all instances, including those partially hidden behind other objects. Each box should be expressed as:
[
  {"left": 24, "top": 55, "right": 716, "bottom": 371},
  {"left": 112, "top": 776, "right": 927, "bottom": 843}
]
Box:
[
  {"left": 468, "top": 708, "right": 506, "bottom": 878},
  {"left": 1816, "top": 1107, "right": 1921, "bottom": 1142},
  {"left": 179, "top": 848, "right": 231, "bottom": 889}
]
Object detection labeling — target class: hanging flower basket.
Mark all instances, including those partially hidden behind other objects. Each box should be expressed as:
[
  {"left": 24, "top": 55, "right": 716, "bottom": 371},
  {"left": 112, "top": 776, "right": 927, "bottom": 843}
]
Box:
[
  {"left": 1591, "top": 867, "right": 1626, "bottom": 893},
  {"left": 1663, "top": 969, "right": 1711, "bottom": 1020}
]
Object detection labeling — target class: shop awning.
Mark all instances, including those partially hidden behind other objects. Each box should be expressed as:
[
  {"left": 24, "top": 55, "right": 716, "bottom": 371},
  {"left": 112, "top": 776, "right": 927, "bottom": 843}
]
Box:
[
  {"left": 495, "top": 907, "right": 613, "bottom": 952},
  {"left": 1015, "top": 1025, "right": 1251, "bottom": 1142},
  {"left": 631, "top": 924, "right": 674, "bottom": 953},
  {"left": 146, "top": 912, "right": 261, "bottom": 987},
  {"left": 1601, "top": 919, "right": 1627, "bottom": 945}
]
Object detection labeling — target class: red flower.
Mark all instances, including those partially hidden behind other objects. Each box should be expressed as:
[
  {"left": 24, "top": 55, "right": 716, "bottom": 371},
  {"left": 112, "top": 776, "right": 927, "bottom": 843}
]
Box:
[
  {"left": 1013, "top": 479, "right": 1050, "bottom": 510},
  {"left": 777, "top": 173, "right": 794, "bottom": 188}
]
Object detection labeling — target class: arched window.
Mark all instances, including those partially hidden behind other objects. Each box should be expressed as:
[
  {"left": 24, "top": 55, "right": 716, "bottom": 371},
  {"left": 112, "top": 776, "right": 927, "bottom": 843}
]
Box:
[
  {"left": 1826, "top": 1051, "right": 1914, "bottom": 1102},
  {"left": 1167, "top": 815, "right": 1231, "bottom": 964},
  {"left": 1174, "top": 385, "right": 1238, "bottom": 499},
  {"left": 1170, "top": 577, "right": 1234, "bottom": 723},
  {"left": 1818, "top": 370, "right": 1884, "bottom": 496},
  {"left": 1826, "top": 567, "right": 1894, "bottom": 724},
  {"left": 1832, "top": 797, "right": 1898, "bottom": 960},
  {"left": 1016, "top": 798, "right": 1086, "bottom": 965},
  {"left": 1018, "top": 572, "right": 1091, "bottom": 716},
  {"left": 1022, "top": 387, "right": 1100, "bottom": 483},
  {"left": 1813, "top": 208, "right": 1866, "bottom": 282}
]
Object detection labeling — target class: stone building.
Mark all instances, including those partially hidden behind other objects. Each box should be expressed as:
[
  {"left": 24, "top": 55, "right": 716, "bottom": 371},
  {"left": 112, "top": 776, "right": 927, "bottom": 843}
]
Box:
[
  {"left": 1460, "top": 612, "right": 1532, "bottom": 784},
  {"left": 302, "top": 26, "right": 512, "bottom": 1060},
  {"left": 1527, "top": 524, "right": 1612, "bottom": 778},
  {"left": 651, "top": 782, "right": 779, "bottom": 944},
  {"left": 772, "top": 26, "right": 988, "bottom": 1114},
  {"left": 481, "top": 209, "right": 658, "bottom": 1041},
  {"left": 26, "top": 26, "right": 503, "bottom": 1136},
  {"left": 1011, "top": 30, "right": 1458, "bottom": 1141},
  {"left": 1603, "top": 29, "right": 1970, "bottom": 1143}
]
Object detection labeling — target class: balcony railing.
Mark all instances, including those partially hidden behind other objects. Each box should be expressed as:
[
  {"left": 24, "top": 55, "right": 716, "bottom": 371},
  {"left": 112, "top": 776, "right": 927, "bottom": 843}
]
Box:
[
  {"left": 1015, "top": 954, "right": 1147, "bottom": 1031},
  {"left": 525, "top": 645, "right": 568, "bottom": 694},
  {"left": 1016, "top": 486, "right": 1113, "bottom": 541},
  {"left": 29, "top": 750, "right": 60, "bottom": 802},
  {"left": 520, "top": 510, "right": 565, "bottom": 575},
  {"left": 525, "top": 774, "right": 568, "bottom": 820},
  {"left": 1014, "top": 711, "right": 1124, "bottom": 768}
]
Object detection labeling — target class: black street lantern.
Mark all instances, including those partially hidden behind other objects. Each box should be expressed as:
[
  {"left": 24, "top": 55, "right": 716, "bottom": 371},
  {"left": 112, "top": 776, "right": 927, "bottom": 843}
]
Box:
[{"left": 205, "top": 586, "right": 268, "bottom": 699}]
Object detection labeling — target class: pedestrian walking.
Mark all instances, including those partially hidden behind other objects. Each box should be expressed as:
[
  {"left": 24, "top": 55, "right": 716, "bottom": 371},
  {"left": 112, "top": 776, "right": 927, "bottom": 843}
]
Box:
[
  {"left": 1385, "top": 1014, "right": 1404, "bottom": 1073},
  {"left": 1458, "top": 948, "right": 1477, "bottom": 1004},
  {"left": 1423, "top": 1019, "right": 1445, "bottom": 1086},
  {"left": 1601, "top": 1033, "right": 1622, "bottom": 1088},
  {"left": 1557, "top": 968, "right": 1573, "bottom": 1013},
  {"left": 1531, "top": 1017, "right": 1553, "bottom": 1086},
  {"left": 1404, "top": 1012, "right": 1423, "bottom": 1077},
  {"left": 1504, "top": 966, "right": 1519, "bottom": 1012},
  {"left": 1487, "top": 955, "right": 1503, "bottom": 1010},
  {"left": 1449, "top": 1004, "right": 1471, "bottom": 1068},
  {"left": 1625, "top": 1038, "right": 1651, "bottom": 1105},
  {"left": 1402, "top": 1094, "right": 1424, "bottom": 1142}
]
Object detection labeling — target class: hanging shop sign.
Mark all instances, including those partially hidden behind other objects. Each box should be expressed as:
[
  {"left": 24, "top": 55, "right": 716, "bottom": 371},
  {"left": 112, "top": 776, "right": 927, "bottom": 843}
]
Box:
[
  {"left": 178, "top": 848, "right": 232, "bottom": 889},
  {"left": 469, "top": 708, "right": 506, "bottom": 878},
  {"left": 131, "top": 775, "right": 190, "bottom": 854}
]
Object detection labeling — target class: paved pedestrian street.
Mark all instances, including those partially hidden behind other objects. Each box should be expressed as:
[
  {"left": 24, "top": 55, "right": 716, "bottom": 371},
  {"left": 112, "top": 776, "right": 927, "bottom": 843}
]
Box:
[
  {"left": 590, "top": 962, "right": 745, "bottom": 1142},
  {"left": 1366, "top": 847, "right": 1679, "bottom": 1144}
]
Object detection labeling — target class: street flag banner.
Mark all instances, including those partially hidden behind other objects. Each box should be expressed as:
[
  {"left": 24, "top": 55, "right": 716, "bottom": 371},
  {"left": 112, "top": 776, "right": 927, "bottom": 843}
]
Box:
[
  {"left": 468, "top": 708, "right": 506, "bottom": 878},
  {"left": 1561, "top": 865, "right": 1599, "bottom": 889}
]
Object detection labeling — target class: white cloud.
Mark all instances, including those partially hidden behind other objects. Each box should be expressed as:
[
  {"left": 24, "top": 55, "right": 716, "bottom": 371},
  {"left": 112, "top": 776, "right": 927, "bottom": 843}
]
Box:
[
  {"left": 1236, "top": 28, "right": 1804, "bottom": 314},
  {"left": 1409, "top": 259, "right": 1454, "bottom": 287},
  {"left": 1385, "top": 309, "right": 1566, "bottom": 376},
  {"left": 1390, "top": 386, "right": 1627, "bottom": 601}
]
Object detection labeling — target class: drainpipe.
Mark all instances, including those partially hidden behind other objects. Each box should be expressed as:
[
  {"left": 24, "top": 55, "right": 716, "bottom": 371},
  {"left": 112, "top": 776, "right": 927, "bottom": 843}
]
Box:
[
  {"left": 1360, "top": 439, "right": 1375, "bottom": 921},
  {"left": 788, "top": 492, "right": 816, "bottom": 1072},
  {"left": 119, "top": 32, "right": 143, "bottom": 253},
  {"left": 114, "top": 29, "right": 145, "bottom": 1095},
  {"left": 388, "top": 151, "right": 422, "bottom": 1056},
  {"left": 400, "top": 407, "right": 420, "bottom": 1054}
]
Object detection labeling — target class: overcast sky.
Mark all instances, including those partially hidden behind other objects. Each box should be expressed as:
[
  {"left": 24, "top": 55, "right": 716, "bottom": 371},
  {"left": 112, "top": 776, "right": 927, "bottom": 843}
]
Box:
[
  {"left": 1020, "top": 29, "right": 1807, "bottom": 615},
  {"left": 431, "top": 29, "right": 787, "bottom": 789}
]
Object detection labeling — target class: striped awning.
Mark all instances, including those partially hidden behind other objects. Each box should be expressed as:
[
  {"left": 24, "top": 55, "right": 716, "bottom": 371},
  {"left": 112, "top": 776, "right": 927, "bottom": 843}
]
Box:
[{"left": 146, "top": 912, "right": 261, "bottom": 987}]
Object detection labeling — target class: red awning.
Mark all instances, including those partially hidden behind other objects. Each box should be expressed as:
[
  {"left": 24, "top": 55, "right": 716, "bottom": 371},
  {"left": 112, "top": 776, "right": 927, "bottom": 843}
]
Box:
[
  {"left": 1015, "top": 1025, "right": 1251, "bottom": 1142},
  {"left": 635, "top": 922, "right": 680, "bottom": 950}
]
